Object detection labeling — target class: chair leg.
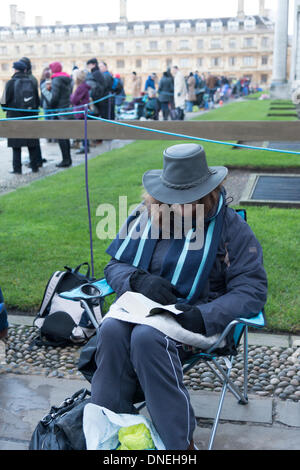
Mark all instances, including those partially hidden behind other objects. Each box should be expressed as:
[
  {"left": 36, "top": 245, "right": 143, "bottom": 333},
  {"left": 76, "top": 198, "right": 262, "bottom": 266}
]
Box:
[
  {"left": 243, "top": 326, "right": 249, "bottom": 403},
  {"left": 208, "top": 358, "right": 233, "bottom": 450}
]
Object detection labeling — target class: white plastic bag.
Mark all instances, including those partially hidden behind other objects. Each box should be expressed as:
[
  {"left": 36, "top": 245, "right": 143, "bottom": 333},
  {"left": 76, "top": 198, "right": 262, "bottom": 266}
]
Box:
[{"left": 83, "top": 403, "right": 166, "bottom": 450}]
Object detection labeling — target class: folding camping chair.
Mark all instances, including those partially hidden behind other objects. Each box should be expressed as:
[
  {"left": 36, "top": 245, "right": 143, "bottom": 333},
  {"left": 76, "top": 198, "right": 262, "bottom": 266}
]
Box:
[{"left": 59, "top": 210, "right": 266, "bottom": 450}]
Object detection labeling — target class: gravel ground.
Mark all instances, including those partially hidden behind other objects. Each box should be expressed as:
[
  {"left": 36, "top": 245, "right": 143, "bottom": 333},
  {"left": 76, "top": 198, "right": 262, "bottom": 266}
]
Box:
[{"left": 1, "top": 325, "right": 299, "bottom": 402}]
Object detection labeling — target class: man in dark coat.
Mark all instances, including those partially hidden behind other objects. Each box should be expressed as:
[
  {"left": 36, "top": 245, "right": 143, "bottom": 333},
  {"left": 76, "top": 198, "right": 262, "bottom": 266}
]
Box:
[
  {"left": 48, "top": 62, "right": 72, "bottom": 168},
  {"left": 1, "top": 60, "right": 40, "bottom": 174},
  {"left": 21, "top": 56, "right": 46, "bottom": 168},
  {"left": 158, "top": 71, "right": 174, "bottom": 120},
  {"left": 90, "top": 143, "right": 268, "bottom": 450},
  {"left": 99, "top": 61, "right": 115, "bottom": 120},
  {"left": 86, "top": 58, "right": 105, "bottom": 118}
]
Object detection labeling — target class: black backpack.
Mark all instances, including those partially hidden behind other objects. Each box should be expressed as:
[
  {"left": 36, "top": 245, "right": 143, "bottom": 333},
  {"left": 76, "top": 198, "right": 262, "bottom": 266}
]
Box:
[
  {"left": 86, "top": 78, "right": 105, "bottom": 102},
  {"left": 13, "top": 77, "right": 38, "bottom": 110},
  {"left": 32, "top": 263, "right": 102, "bottom": 348}
]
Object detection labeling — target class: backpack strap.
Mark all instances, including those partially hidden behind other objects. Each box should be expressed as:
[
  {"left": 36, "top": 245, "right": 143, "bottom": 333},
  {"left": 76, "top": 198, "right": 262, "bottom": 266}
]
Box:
[{"left": 37, "top": 271, "right": 66, "bottom": 319}]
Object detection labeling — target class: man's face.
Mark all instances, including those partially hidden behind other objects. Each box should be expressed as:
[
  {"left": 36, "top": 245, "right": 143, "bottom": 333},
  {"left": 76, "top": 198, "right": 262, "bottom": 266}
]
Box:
[
  {"left": 87, "top": 63, "right": 94, "bottom": 72},
  {"left": 99, "top": 63, "right": 106, "bottom": 73}
]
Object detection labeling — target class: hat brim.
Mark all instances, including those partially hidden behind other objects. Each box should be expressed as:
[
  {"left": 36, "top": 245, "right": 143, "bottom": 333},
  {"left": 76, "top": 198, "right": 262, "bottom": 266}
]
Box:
[{"left": 142, "top": 166, "right": 228, "bottom": 204}]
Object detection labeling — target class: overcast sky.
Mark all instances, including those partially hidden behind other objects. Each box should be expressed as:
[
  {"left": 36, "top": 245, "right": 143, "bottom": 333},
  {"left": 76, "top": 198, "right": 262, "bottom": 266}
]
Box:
[{"left": 0, "top": 0, "right": 288, "bottom": 27}]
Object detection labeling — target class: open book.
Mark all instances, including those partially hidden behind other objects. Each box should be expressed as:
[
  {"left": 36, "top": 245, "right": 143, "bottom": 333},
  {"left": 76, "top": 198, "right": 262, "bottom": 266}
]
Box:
[
  {"left": 115, "top": 291, "right": 184, "bottom": 317},
  {"left": 105, "top": 291, "right": 223, "bottom": 350}
]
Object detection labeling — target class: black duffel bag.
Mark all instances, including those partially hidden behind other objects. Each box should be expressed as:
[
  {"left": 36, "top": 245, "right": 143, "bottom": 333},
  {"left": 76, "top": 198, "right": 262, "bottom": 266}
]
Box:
[{"left": 29, "top": 388, "right": 91, "bottom": 450}]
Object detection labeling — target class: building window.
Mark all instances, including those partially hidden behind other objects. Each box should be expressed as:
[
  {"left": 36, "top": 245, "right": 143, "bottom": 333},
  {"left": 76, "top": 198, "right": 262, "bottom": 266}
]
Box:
[
  {"left": 197, "top": 39, "right": 204, "bottom": 49},
  {"left": 70, "top": 43, "right": 76, "bottom": 53},
  {"left": 243, "top": 56, "right": 254, "bottom": 66},
  {"left": 179, "top": 39, "right": 190, "bottom": 50},
  {"left": 15, "top": 46, "right": 20, "bottom": 54},
  {"left": 27, "top": 45, "right": 35, "bottom": 55},
  {"left": 196, "top": 21, "right": 207, "bottom": 33},
  {"left": 83, "top": 43, "right": 91, "bottom": 53},
  {"left": 211, "top": 57, "right": 221, "bottom": 67},
  {"left": 149, "top": 41, "right": 158, "bottom": 50},
  {"left": 261, "top": 74, "right": 268, "bottom": 83},
  {"left": 229, "top": 39, "right": 236, "bottom": 49},
  {"left": 179, "top": 58, "right": 190, "bottom": 68},
  {"left": 136, "top": 59, "right": 142, "bottom": 68},
  {"left": 27, "top": 28, "right": 37, "bottom": 38},
  {"left": 54, "top": 44, "right": 62, "bottom": 54},
  {"left": 229, "top": 56, "right": 236, "bottom": 66},
  {"left": 179, "top": 21, "right": 191, "bottom": 33},
  {"left": 149, "top": 23, "right": 160, "bottom": 35},
  {"left": 0, "top": 47, "right": 8, "bottom": 55},
  {"left": 116, "top": 60, "right": 125, "bottom": 68},
  {"left": 261, "top": 37, "right": 269, "bottom": 48},
  {"left": 148, "top": 58, "right": 159, "bottom": 69},
  {"left": 99, "top": 42, "right": 105, "bottom": 53},
  {"left": 135, "top": 41, "right": 142, "bottom": 52},
  {"left": 228, "top": 19, "right": 239, "bottom": 31},
  {"left": 134, "top": 23, "right": 145, "bottom": 35},
  {"left": 261, "top": 55, "right": 269, "bottom": 65},
  {"left": 69, "top": 27, "right": 80, "bottom": 36},
  {"left": 42, "top": 44, "right": 48, "bottom": 55},
  {"left": 211, "top": 20, "right": 223, "bottom": 32},
  {"left": 98, "top": 25, "right": 109, "bottom": 36},
  {"left": 211, "top": 39, "right": 221, "bottom": 49},
  {"left": 166, "top": 58, "right": 172, "bottom": 68},
  {"left": 116, "top": 25, "right": 127, "bottom": 36},
  {"left": 164, "top": 22, "right": 175, "bottom": 34},
  {"left": 197, "top": 57, "right": 203, "bottom": 67},
  {"left": 1, "top": 63, "right": 9, "bottom": 71},
  {"left": 166, "top": 40, "right": 172, "bottom": 51},
  {"left": 54, "top": 27, "right": 66, "bottom": 37},
  {"left": 244, "top": 17, "right": 256, "bottom": 30},
  {"left": 83, "top": 26, "right": 93, "bottom": 36},
  {"left": 116, "top": 42, "right": 124, "bottom": 53},
  {"left": 244, "top": 37, "right": 255, "bottom": 47}
]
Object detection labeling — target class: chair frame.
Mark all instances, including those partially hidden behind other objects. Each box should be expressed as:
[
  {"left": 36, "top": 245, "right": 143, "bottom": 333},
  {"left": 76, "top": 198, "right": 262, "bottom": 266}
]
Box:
[{"left": 61, "top": 282, "right": 264, "bottom": 451}]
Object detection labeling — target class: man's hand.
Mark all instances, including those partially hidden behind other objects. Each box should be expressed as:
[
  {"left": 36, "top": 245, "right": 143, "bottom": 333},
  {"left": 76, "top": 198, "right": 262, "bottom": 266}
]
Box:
[
  {"left": 174, "top": 303, "right": 206, "bottom": 335},
  {"left": 130, "top": 270, "right": 178, "bottom": 305}
]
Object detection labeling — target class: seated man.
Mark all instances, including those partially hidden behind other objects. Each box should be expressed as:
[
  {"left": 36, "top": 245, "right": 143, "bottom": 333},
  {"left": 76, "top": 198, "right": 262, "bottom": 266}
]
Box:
[{"left": 90, "top": 144, "right": 268, "bottom": 450}]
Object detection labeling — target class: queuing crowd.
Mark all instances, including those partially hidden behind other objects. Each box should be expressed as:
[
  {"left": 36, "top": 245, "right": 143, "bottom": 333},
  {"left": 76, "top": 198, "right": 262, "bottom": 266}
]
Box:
[{"left": 0, "top": 55, "right": 256, "bottom": 174}]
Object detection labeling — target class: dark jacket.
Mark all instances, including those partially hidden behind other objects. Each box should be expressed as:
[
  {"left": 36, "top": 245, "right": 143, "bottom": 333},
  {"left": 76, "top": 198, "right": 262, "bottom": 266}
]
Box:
[
  {"left": 1, "top": 71, "right": 40, "bottom": 148},
  {"left": 104, "top": 206, "right": 268, "bottom": 337},
  {"left": 158, "top": 74, "right": 174, "bottom": 103},
  {"left": 86, "top": 66, "right": 105, "bottom": 91},
  {"left": 49, "top": 72, "right": 72, "bottom": 110},
  {"left": 70, "top": 82, "right": 91, "bottom": 119}
]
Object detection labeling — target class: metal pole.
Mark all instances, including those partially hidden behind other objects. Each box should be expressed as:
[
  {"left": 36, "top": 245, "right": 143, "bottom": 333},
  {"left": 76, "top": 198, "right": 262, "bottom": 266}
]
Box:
[{"left": 84, "top": 105, "right": 94, "bottom": 278}]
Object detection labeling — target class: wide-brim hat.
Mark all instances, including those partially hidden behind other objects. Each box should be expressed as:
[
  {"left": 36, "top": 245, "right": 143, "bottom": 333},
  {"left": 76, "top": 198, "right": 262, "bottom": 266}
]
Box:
[{"left": 142, "top": 143, "right": 228, "bottom": 204}]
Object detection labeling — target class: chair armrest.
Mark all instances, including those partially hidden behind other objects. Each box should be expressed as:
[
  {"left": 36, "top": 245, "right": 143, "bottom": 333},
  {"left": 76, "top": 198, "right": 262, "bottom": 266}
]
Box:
[
  {"left": 206, "top": 312, "right": 265, "bottom": 354},
  {"left": 59, "top": 278, "right": 114, "bottom": 301}
]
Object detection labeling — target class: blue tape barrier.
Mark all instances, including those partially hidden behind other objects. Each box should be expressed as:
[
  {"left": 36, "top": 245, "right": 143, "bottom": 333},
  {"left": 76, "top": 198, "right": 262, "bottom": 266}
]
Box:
[
  {"left": 87, "top": 114, "right": 300, "bottom": 156},
  {"left": 1, "top": 93, "right": 114, "bottom": 114}
]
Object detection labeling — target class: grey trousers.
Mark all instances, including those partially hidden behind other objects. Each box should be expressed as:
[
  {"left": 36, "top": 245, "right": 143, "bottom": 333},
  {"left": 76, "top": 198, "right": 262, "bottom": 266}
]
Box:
[{"left": 91, "top": 318, "right": 196, "bottom": 450}]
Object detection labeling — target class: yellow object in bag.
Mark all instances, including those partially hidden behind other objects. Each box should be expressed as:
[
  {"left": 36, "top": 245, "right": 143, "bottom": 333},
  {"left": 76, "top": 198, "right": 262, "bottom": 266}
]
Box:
[{"left": 117, "top": 423, "right": 155, "bottom": 450}]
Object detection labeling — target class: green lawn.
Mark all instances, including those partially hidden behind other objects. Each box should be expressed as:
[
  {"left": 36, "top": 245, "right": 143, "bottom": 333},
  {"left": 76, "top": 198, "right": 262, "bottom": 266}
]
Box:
[
  {"left": 191, "top": 99, "right": 300, "bottom": 169},
  {"left": 0, "top": 138, "right": 299, "bottom": 333},
  {"left": 0, "top": 98, "right": 299, "bottom": 333}
]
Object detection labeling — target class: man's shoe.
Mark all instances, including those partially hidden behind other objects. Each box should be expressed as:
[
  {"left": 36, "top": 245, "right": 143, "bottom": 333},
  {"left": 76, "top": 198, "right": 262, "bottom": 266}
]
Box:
[
  {"left": 31, "top": 168, "right": 39, "bottom": 173},
  {"left": 10, "top": 170, "right": 22, "bottom": 174},
  {"left": 76, "top": 149, "right": 90, "bottom": 154},
  {"left": 56, "top": 161, "right": 72, "bottom": 168}
]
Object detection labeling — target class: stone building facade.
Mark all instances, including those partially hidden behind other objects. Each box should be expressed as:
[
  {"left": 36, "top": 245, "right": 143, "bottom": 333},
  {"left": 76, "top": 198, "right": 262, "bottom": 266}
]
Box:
[{"left": 0, "top": 3, "right": 275, "bottom": 95}]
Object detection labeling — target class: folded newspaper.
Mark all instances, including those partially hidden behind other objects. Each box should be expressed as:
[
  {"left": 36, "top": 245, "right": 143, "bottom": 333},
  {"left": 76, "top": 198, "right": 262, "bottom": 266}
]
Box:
[{"left": 103, "top": 291, "right": 223, "bottom": 350}]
